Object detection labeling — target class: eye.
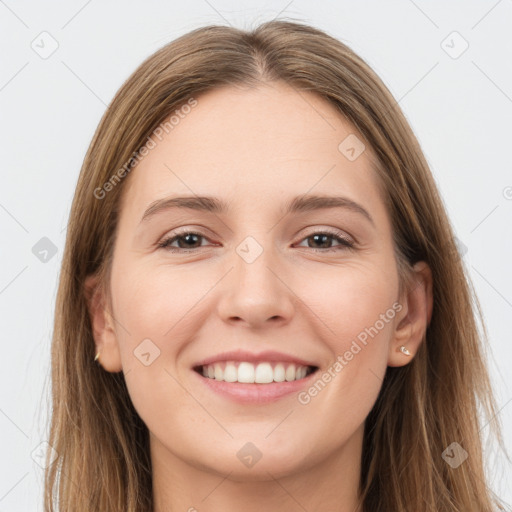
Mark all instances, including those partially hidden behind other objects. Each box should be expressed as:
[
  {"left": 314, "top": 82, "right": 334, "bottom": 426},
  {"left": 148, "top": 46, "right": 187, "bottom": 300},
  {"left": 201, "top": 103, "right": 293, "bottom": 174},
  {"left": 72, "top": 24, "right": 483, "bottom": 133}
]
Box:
[
  {"left": 157, "top": 231, "right": 210, "bottom": 252},
  {"left": 295, "top": 230, "right": 355, "bottom": 252}
]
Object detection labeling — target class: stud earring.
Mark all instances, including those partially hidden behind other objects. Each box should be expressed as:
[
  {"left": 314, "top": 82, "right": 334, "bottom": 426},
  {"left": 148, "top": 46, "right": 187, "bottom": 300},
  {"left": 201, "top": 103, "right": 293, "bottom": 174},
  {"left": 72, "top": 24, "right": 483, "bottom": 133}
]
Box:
[
  {"left": 399, "top": 345, "right": 411, "bottom": 356},
  {"left": 94, "top": 352, "right": 100, "bottom": 362}
]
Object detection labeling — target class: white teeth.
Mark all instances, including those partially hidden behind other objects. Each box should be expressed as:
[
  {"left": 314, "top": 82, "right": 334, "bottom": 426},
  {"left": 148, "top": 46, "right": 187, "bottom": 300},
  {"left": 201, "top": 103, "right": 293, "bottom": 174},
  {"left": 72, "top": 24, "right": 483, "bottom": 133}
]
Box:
[
  {"left": 199, "top": 361, "right": 312, "bottom": 383},
  {"left": 223, "top": 361, "right": 238, "bottom": 382},
  {"left": 254, "top": 362, "right": 273, "bottom": 383},
  {"left": 237, "top": 362, "right": 255, "bottom": 383},
  {"left": 273, "top": 363, "right": 286, "bottom": 382},
  {"left": 285, "top": 364, "right": 296, "bottom": 382}
]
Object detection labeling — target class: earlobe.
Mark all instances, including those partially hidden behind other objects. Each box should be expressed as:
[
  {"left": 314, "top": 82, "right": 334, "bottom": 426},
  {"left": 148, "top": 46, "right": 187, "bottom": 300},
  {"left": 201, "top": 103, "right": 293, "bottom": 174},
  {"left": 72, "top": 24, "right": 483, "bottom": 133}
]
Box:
[
  {"left": 388, "top": 261, "right": 433, "bottom": 367},
  {"left": 84, "top": 274, "right": 123, "bottom": 372}
]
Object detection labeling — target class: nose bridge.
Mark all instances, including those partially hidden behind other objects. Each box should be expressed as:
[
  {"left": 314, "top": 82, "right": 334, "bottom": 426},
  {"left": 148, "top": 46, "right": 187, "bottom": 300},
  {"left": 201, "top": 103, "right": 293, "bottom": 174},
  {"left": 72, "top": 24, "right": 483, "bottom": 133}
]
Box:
[
  {"left": 236, "top": 235, "right": 277, "bottom": 290},
  {"left": 216, "top": 233, "right": 295, "bottom": 326}
]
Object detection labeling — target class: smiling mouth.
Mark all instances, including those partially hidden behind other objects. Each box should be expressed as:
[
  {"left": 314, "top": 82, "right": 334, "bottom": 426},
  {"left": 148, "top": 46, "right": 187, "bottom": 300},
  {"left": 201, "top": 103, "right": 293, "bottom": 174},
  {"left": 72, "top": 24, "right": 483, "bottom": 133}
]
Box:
[{"left": 193, "top": 361, "right": 319, "bottom": 384}]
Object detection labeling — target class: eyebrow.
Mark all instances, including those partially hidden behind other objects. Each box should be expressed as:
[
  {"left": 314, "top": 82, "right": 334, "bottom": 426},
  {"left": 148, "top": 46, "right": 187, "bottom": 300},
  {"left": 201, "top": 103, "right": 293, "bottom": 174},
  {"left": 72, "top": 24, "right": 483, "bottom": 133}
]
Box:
[{"left": 139, "top": 194, "right": 375, "bottom": 226}]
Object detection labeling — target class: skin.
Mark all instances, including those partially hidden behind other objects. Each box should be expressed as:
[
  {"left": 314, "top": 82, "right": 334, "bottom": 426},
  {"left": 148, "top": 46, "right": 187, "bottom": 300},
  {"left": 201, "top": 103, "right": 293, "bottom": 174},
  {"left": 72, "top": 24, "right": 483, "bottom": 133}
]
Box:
[{"left": 86, "top": 81, "right": 433, "bottom": 512}]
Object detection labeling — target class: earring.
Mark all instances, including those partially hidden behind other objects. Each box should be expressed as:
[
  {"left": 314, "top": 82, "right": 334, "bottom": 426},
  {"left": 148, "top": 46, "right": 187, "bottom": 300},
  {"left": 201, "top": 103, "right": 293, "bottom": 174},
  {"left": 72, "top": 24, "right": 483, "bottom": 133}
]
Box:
[
  {"left": 94, "top": 352, "right": 100, "bottom": 362},
  {"left": 399, "top": 345, "right": 411, "bottom": 356}
]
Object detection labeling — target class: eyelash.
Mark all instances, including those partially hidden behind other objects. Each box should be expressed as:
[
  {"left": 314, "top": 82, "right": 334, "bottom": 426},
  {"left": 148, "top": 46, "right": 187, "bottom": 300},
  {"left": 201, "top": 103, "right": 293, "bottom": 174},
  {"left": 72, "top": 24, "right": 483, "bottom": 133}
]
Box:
[{"left": 157, "top": 229, "right": 356, "bottom": 253}]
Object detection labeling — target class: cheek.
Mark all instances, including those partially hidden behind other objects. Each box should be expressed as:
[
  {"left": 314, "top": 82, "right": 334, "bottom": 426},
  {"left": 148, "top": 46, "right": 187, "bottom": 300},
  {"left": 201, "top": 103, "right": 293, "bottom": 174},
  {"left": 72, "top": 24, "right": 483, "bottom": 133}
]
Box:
[
  {"left": 303, "top": 262, "right": 398, "bottom": 349},
  {"left": 109, "top": 262, "right": 208, "bottom": 430},
  {"left": 299, "top": 263, "right": 397, "bottom": 404},
  {"left": 111, "top": 261, "right": 212, "bottom": 348}
]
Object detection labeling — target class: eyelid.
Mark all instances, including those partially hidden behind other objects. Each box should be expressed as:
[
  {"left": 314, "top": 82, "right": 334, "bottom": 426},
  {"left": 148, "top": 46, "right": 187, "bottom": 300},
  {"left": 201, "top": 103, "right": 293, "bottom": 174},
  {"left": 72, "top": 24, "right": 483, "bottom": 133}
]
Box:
[
  {"left": 293, "top": 228, "right": 356, "bottom": 252},
  {"left": 156, "top": 228, "right": 214, "bottom": 250},
  {"left": 297, "top": 226, "right": 355, "bottom": 243},
  {"left": 157, "top": 225, "right": 215, "bottom": 242}
]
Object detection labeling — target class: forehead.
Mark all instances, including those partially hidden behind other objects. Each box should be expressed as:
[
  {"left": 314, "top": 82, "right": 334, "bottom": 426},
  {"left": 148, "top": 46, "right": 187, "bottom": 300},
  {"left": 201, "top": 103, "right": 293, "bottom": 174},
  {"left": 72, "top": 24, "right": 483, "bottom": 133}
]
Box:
[{"left": 119, "top": 81, "right": 385, "bottom": 221}]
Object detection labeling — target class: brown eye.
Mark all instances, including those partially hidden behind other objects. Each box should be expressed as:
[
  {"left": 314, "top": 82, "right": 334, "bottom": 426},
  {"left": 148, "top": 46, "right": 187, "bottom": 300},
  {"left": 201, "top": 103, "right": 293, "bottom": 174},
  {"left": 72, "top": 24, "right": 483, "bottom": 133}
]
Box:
[
  {"left": 296, "top": 231, "right": 355, "bottom": 252},
  {"left": 158, "top": 232, "right": 209, "bottom": 251}
]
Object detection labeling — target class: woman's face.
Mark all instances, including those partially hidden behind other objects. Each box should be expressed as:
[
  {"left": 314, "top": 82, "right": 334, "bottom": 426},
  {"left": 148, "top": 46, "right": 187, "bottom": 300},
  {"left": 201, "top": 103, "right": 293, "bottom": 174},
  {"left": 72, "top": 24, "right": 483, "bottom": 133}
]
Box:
[{"left": 90, "top": 81, "right": 429, "bottom": 480}]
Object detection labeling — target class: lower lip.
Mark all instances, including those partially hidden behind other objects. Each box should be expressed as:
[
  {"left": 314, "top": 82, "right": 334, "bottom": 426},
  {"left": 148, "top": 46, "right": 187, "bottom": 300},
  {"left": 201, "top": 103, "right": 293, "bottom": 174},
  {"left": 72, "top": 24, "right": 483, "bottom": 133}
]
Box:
[{"left": 192, "top": 368, "right": 318, "bottom": 404}]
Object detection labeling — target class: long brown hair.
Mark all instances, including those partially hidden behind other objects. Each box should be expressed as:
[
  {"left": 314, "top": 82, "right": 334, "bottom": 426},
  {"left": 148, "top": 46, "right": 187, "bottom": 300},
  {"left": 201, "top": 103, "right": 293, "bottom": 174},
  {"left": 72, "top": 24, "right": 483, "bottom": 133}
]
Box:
[{"left": 44, "top": 19, "right": 509, "bottom": 511}]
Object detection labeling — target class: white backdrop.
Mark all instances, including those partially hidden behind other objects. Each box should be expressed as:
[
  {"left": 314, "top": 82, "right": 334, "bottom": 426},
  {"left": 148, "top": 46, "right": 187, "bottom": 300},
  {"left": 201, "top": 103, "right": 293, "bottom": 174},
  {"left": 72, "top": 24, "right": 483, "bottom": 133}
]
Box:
[{"left": 0, "top": 0, "right": 511, "bottom": 509}]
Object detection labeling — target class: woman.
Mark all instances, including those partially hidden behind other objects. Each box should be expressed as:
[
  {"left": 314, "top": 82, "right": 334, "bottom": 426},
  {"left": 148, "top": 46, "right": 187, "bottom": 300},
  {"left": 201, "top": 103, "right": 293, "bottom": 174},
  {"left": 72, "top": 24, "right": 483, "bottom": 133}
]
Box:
[{"left": 44, "top": 19, "right": 509, "bottom": 511}]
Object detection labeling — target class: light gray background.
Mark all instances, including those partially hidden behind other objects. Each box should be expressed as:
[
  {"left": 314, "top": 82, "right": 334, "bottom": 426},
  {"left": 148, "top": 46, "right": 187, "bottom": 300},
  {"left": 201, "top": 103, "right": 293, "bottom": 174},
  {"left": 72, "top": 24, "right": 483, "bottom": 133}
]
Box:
[{"left": 0, "top": 0, "right": 511, "bottom": 509}]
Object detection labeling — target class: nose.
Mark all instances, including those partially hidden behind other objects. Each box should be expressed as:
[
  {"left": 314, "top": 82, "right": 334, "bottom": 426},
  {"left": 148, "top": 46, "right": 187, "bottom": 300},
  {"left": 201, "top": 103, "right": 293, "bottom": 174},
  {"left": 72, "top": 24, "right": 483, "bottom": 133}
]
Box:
[{"left": 216, "top": 241, "right": 295, "bottom": 329}]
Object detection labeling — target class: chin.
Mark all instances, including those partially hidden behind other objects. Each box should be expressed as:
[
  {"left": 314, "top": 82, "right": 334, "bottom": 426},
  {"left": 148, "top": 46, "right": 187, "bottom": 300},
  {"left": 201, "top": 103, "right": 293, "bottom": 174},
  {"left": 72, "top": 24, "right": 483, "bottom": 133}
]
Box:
[{"left": 188, "top": 435, "right": 315, "bottom": 481}]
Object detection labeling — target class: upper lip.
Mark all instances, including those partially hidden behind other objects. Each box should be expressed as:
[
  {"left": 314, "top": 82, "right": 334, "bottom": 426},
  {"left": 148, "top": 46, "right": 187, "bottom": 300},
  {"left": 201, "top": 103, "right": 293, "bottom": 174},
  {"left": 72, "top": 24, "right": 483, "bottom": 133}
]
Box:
[{"left": 192, "top": 349, "right": 319, "bottom": 369}]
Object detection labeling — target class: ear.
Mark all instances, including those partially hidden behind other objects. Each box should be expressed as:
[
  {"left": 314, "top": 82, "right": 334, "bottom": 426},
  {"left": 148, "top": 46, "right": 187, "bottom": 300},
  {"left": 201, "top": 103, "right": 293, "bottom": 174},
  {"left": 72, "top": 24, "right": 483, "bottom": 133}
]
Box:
[
  {"left": 84, "top": 273, "right": 123, "bottom": 373},
  {"left": 388, "top": 261, "right": 433, "bottom": 367}
]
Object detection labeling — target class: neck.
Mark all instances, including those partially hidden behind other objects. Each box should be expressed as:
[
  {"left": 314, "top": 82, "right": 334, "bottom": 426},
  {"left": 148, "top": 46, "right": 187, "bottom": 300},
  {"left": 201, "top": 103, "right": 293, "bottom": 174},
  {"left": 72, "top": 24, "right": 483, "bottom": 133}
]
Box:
[{"left": 151, "top": 426, "right": 364, "bottom": 512}]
